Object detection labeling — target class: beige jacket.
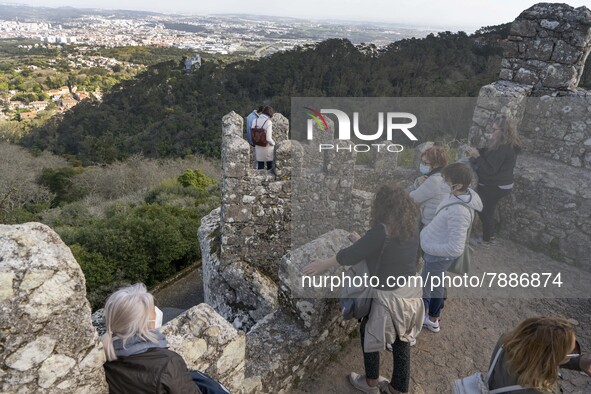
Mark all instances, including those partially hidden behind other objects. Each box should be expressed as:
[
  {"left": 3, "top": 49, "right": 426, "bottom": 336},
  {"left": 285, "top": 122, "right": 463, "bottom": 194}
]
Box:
[
  {"left": 363, "top": 284, "right": 424, "bottom": 353},
  {"left": 253, "top": 114, "right": 275, "bottom": 162}
]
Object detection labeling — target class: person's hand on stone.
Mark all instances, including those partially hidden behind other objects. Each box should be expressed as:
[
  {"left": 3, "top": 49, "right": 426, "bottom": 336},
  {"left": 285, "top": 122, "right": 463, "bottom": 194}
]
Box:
[
  {"left": 347, "top": 231, "right": 361, "bottom": 243},
  {"left": 303, "top": 259, "right": 329, "bottom": 275}
]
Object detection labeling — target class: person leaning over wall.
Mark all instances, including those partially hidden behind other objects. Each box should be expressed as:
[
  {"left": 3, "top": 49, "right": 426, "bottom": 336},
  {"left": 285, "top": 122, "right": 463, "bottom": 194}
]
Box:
[
  {"left": 303, "top": 185, "right": 424, "bottom": 394},
  {"left": 486, "top": 316, "right": 591, "bottom": 393},
  {"left": 465, "top": 115, "right": 522, "bottom": 248},
  {"left": 101, "top": 283, "right": 229, "bottom": 394}
]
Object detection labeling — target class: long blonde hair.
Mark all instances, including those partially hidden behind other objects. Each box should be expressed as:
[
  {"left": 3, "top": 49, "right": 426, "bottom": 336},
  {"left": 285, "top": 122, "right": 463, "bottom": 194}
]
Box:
[
  {"left": 502, "top": 317, "right": 575, "bottom": 391},
  {"left": 101, "top": 283, "right": 159, "bottom": 361},
  {"left": 489, "top": 115, "right": 522, "bottom": 151}
]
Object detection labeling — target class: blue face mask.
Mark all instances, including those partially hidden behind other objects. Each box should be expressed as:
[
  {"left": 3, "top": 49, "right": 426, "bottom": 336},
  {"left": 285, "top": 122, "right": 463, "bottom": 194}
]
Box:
[{"left": 419, "top": 163, "right": 431, "bottom": 175}]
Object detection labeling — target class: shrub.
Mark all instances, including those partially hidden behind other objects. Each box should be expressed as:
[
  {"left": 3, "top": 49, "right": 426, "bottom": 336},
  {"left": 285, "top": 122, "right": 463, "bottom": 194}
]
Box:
[
  {"left": 63, "top": 203, "right": 202, "bottom": 308},
  {"left": 38, "top": 166, "right": 87, "bottom": 207}
]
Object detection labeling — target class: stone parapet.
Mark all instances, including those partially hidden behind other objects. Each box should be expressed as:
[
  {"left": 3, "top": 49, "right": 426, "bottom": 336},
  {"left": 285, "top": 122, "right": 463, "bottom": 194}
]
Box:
[{"left": 0, "top": 223, "right": 107, "bottom": 394}]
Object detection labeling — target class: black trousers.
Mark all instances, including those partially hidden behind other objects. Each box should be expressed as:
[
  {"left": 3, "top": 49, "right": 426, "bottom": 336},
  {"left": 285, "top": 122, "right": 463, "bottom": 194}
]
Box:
[
  {"left": 360, "top": 317, "right": 410, "bottom": 393},
  {"left": 257, "top": 161, "right": 273, "bottom": 170},
  {"left": 476, "top": 184, "right": 511, "bottom": 241}
]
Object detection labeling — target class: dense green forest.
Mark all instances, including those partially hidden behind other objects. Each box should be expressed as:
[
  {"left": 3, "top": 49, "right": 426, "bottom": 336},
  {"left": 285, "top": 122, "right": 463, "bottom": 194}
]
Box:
[
  {"left": 0, "top": 142, "right": 219, "bottom": 308},
  {"left": 23, "top": 26, "right": 522, "bottom": 164}
]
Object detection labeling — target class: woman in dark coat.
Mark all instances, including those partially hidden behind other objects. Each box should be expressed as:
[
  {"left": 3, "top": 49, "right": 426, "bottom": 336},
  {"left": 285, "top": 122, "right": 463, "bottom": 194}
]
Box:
[{"left": 466, "top": 115, "right": 522, "bottom": 247}]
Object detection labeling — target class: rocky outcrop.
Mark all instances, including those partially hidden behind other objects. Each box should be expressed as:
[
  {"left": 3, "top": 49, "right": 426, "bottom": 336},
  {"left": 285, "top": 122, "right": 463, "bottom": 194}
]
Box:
[
  {"left": 500, "top": 3, "right": 591, "bottom": 90},
  {"left": 162, "top": 304, "right": 249, "bottom": 393},
  {"left": 0, "top": 223, "right": 108, "bottom": 394}
]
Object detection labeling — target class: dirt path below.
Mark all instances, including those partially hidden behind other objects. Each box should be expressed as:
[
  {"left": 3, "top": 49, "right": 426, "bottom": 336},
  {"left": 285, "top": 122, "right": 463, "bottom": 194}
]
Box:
[{"left": 290, "top": 238, "right": 591, "bottom": 394}]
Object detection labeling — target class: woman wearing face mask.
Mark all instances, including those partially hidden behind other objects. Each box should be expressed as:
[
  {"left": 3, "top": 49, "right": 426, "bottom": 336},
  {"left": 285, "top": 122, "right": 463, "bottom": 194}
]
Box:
[
  {"left": 466, "top": 116, "right": 522, "bottom": 247},
  {"left": 409, "top": 144, "right": 449, "bottom": 227},
  {"left": 420, "top": 163, "right": 482, "bottom": 333},
  {"left": 102, "top": 284, "right": 228, "bottom": 394}
]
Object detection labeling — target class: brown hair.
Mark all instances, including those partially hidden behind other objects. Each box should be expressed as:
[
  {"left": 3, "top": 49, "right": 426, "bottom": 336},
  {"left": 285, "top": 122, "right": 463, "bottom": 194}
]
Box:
[
  {"left": 441, "top": 163, "right": 472, "bottom": 192},
  {"left": 489, "top": 115, "right": 522, "bottom": 151},
  {"left": 370, "top": 184, "right": 419, "bottom": 242},
  {"left": 421, "top": 143, "right": 448, "bottom": 171},
  {"left": 502, "top": 317, "right": 575, "bottom": 391},
  {"left": 262, "top": 106, "right": 274, "bottom": 117}
]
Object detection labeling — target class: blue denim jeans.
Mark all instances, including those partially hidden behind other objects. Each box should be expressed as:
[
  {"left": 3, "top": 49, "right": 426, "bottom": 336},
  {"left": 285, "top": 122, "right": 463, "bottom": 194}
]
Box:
[{"left": 421, "top": 253, "right": 455, "bottom": 318}]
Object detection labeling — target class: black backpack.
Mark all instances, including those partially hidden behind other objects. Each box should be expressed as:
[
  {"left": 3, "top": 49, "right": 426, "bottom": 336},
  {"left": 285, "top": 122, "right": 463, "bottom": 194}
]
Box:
[
  {"left": 251, "top": 119, "right": 268, "bottom": 147},
  {"left": 190, "top": 371, "right": 231, "bottom": 394}
]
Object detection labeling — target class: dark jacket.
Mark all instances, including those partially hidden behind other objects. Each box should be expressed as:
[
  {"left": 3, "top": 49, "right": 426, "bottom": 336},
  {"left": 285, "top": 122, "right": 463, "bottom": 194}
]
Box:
[
  {"left": 475, "top": 144, "right": 519, "bottom": 186},
  {"left": 104, "top": 344, "right": 201, "bottom": 394},
  {"left": 336, "top": 223, "right": 419, "bottom": 289},
  {"left": 488, "top": 335, "right": 582, "bottom": 393}
]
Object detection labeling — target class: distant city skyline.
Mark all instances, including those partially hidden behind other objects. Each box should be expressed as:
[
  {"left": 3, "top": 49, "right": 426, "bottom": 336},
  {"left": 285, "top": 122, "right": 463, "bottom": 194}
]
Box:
[{"left": 8, "top": 0, "right": 590, "bottom": 31}]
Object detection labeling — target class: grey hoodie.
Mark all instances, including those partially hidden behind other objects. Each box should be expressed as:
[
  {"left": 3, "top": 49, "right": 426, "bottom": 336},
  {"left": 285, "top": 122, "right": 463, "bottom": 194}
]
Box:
[
  {"left": 113, "top": 330, "right": 168, "bottom": 357},
  {"left": 420, "top": 188, "right": 483, "bottom": 258}
]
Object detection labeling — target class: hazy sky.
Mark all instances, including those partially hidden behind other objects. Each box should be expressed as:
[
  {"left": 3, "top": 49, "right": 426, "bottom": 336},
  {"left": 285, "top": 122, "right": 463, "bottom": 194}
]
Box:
[{"left": 10, "top": 1, "right": 591, "bottom": 30}]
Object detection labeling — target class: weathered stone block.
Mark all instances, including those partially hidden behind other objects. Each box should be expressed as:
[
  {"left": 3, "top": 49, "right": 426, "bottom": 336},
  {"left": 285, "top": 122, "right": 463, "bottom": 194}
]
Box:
[
  {"left": 163, "top": 303, "right": 246, "bottom": 394},
  {"left": 0, "top": 223, "right": 107, "bottom": 393}
]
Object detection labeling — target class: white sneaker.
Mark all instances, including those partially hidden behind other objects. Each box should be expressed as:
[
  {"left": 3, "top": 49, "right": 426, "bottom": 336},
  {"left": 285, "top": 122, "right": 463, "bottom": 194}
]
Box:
[
  {"left": 349, "top": 372, "right": 380, "bottom": 394},
  {"left": 423, "top": 316, "right": 440, "bottom": 333}
]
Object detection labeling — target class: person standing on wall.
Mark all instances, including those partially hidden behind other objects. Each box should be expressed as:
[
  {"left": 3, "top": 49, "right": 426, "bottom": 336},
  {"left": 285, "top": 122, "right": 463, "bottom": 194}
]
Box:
[
  {"left": 253, "top": 106, "right": 275, "bottom": 170},
  {"left": 245, "top": 106, "right": 262, "bottom": 169},
  {"left": 466, "top": 115, "right": 522, "bottom": 247}
]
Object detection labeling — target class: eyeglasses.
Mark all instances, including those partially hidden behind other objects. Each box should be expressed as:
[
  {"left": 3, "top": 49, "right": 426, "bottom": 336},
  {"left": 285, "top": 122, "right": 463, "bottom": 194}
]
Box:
[{"left": 421, "top": 161, "right": 432, "bottom": 166}]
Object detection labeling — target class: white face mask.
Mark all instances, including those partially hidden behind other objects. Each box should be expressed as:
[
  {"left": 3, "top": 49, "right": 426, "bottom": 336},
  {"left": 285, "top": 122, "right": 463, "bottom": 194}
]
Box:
[
  {"left": 419, "top": 163, "right": 431, "bottom": 175},
  {"left": 150, "top": 306, "right": 163, "bottom": 329}
]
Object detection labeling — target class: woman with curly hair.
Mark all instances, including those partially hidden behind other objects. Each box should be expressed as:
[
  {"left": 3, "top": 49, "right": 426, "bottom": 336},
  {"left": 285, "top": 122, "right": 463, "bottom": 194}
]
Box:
[
  {"left": 303, "top": 185, "right": 424, "bottom": 394},
  {"left": 488, "top": 316, "right": 591, "bottom": 393}
]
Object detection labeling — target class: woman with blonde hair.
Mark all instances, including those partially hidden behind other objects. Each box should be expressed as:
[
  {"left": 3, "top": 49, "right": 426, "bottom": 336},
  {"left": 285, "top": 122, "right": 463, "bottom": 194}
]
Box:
[
  {"left": 466, "top": 115, "right": 522, "bottom": 247},
  {"left": 102, "top": 284, "right": 228, "bottom": 393},
  {"left": 488, "top": 316, "right": 591, "bottom": 393},
  {"left": 303, "top": 185, "right": 424, "bottom": 394}
]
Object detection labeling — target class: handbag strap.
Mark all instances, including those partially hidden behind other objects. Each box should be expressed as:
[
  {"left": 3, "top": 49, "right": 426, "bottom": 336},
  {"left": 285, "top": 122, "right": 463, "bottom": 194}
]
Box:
[
  {"left": 486, "top": 347, "right": 527, "bottom": 393},
  {"left": 253, "top": 119, "right": 268, "bottom": 129},
  {"left": 435, "top": 201, "right": 474, "bottom": 241}
]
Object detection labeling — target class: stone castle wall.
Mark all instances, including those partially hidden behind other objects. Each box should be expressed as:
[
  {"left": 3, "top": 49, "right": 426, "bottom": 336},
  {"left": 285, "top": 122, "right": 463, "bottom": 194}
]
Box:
[
  {"left": 0, "top": 223, "right": 108, "bottom": 394},
  {"left": 468, "top": 3, "right": 591, "bottom": 267}
]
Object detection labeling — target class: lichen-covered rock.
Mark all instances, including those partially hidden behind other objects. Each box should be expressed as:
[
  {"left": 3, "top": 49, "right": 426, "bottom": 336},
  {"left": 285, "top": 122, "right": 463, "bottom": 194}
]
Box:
[
  {"left": 162, "top": 303, "right": 246, "bottom": 393},
  {"left": 278, "top": 229, "right": 350, "bottom": 331},
  {"left": 0, "top": 223, "right": 107, "bottom": 394},
  {"left": 501, "top": 3, "right": 591, "bottom": 90},
  {"left": 245, "top": 308, "right": 355, "bottom": 394},
  {"left": 199, "top": 207, "right": 279, "bottom": 331}
]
